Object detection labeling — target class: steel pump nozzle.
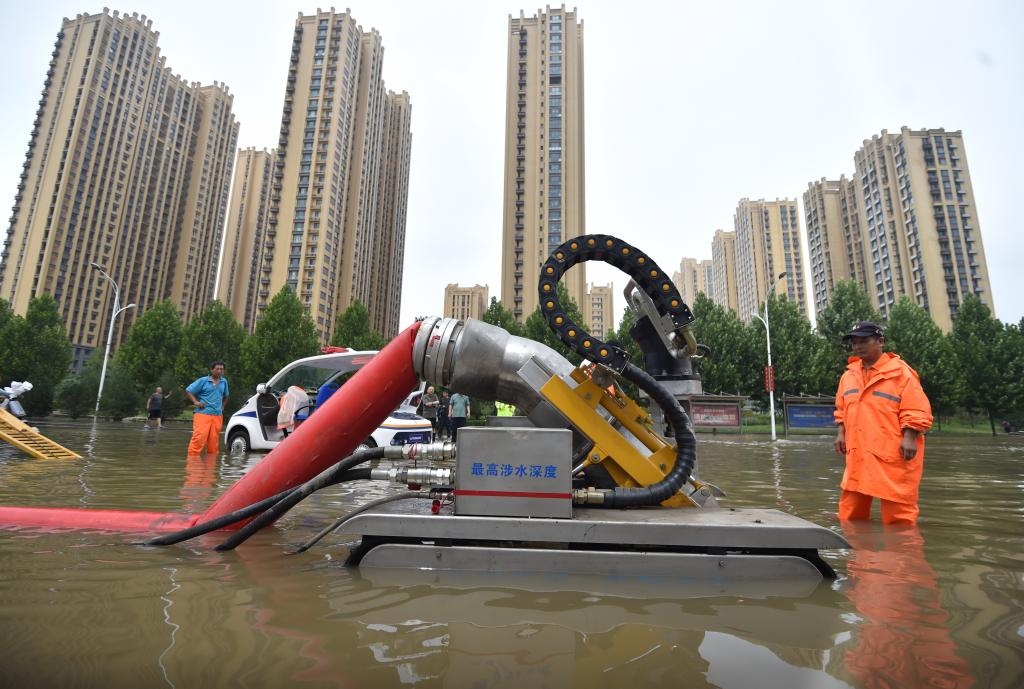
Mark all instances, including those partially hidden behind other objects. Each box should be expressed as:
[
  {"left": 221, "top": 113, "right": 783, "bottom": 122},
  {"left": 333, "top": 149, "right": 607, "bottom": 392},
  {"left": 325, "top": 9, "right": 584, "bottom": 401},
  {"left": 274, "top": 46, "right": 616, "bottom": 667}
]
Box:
[{"left": 412, "top": 317, "right": 575, "bottom": 416}]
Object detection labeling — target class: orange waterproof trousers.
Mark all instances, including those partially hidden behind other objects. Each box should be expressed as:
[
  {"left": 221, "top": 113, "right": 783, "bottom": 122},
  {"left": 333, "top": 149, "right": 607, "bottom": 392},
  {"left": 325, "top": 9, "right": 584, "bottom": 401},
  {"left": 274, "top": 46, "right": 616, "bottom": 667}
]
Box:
[
  {"left": 188, "top": 413, "right": 223, "bottom": 456},
  {"left": 839, "top": 489, "right": 919, "bottom": 525}
]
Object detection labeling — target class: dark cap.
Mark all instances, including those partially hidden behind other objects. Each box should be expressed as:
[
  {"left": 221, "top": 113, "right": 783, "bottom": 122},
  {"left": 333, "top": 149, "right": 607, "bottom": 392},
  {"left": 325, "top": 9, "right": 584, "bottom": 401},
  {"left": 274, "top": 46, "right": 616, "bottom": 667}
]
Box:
[{"left": 843, "top": 321, "right": 884, "bottom": 342}]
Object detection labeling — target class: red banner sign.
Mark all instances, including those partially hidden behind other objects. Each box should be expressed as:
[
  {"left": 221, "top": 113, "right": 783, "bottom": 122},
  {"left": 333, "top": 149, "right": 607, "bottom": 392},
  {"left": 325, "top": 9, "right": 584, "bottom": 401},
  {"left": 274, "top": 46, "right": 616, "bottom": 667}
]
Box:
[
  {"left": 691, "top": 402, "right": 741, "bottom": 427},
  {"left": 764, "top": 365, "right": 775, "bottom": 392}
]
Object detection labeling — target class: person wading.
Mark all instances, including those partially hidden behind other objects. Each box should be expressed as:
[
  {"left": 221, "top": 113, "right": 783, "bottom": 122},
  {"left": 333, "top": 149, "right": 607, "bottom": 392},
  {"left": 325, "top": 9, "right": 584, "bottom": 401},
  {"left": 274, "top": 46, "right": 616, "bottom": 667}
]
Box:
[
  {"left": 834, "top": 322, "right": 932, "bottom": 525},
  {"left": 185, "top": 360, "right": 229, "bottom": 456}
]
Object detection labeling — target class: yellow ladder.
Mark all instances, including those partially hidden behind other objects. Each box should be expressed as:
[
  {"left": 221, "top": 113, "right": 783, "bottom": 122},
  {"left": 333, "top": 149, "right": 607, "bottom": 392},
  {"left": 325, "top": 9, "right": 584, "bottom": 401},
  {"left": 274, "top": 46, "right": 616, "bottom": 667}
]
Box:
[{"left": 0, "top": 408, "right": 81, "bottom": 459}]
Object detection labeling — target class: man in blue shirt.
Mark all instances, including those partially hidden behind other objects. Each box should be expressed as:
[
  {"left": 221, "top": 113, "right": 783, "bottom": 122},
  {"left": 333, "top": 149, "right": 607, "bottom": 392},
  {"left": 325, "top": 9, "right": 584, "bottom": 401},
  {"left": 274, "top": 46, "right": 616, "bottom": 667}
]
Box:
[{"left": 185, "top": 360, "right": 229, "bottom": 455}]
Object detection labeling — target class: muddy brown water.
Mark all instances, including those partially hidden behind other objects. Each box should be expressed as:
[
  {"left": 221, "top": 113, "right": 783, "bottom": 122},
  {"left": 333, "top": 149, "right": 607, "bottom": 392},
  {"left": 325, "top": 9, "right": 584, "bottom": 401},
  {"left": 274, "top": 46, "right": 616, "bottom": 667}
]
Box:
[{"left": 0, "top": 420, "right": 1021, "bottom": 688}]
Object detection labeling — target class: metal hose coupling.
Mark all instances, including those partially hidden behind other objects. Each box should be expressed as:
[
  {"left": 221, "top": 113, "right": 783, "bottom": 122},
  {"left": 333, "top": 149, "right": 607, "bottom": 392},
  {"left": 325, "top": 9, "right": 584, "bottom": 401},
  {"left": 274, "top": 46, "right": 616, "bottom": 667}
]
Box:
[
  {"left": 572, "top": 487, "right": 608, "bottom": 505},
  {"left": 381, "top": 441, "right": 456, "bottom": 462},
  {"left": 370, "top": 466, "right": 454, "bottom": 486}
]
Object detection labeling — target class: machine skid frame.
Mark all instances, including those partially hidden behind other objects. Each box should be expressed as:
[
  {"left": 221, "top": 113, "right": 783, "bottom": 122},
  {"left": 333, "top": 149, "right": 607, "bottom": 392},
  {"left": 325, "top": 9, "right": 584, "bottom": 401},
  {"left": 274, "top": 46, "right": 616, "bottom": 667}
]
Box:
[{"left": 337, "top": 503, "right": 849, "bottom": 581}]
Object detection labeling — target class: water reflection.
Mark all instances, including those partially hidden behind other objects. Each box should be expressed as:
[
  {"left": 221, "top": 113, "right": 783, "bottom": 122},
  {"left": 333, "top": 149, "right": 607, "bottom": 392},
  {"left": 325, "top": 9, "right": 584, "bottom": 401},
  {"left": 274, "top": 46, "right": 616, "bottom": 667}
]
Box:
[
  {"left": 308, "top": 565, "right": 852, "bottom": 687},
  {"left": 180, "top": 453, "right": 218, "bottom": 514},
  {"left": 838, "top": 522, "right": 975, "bottom": 689}
]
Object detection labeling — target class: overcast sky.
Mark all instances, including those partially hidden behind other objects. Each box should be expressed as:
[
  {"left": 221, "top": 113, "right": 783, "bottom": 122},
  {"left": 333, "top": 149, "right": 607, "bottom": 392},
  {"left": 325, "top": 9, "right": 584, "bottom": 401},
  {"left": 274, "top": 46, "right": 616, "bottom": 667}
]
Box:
[{"left": 2, "top": 1, "right": 1021, "bottom": 331}]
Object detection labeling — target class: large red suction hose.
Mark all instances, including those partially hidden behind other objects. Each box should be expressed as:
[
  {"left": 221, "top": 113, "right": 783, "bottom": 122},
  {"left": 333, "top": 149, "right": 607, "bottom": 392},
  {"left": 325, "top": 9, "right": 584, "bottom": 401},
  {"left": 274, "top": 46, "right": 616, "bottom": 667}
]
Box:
[
  {"left": 199, "top": 321, "right": 421, "bottom": 521},
  {"left": 0, "top": 321, "right": 422, "bottom": 533}
]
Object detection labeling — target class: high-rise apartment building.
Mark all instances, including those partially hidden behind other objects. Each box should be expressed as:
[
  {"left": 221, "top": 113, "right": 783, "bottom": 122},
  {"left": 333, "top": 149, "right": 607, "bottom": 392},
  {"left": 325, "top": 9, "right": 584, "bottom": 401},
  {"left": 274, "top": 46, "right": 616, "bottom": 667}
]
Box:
[
  {"left": 586, "top": 282, "right": 613, "bottom": 339},
  {"left": 248, "top": 10, "right": 411, "bottom": 341},
  {"left": 711, "top": 229, "right": 738, "bottom": 313},
  {"left": 218, "top": 148, "right": 274, "bottom": 331},
  {"left": 0, "top": 10, "right": 238, "bottom": 368},
  {"left": 501, "top": 8, "right": 586, "bottom": 323},
  {"left": 367, "top": 91, "right": 412, "bottom": 336},
  {"left": 734, "top": 198, "right": 808, "bottom": 320},
  {"left": 851, "top": 128, "right": 991, "bottom": 331},
  {"left": 443, "top": 283, "right": 489, "bottom": 321},
  {"left": 674, "top": 257, "right": 713, "bottom": 307},
  {"left": 804, "top": 176, "right": 865, "bottom": 315}
]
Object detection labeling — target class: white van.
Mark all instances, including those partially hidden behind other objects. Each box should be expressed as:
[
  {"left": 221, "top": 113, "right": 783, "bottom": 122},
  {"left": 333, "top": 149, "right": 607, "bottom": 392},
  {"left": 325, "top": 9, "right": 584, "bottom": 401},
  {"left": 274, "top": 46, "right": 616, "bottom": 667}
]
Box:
[{"left": 224, "top": 349, "right": 431, "bottom": 453}]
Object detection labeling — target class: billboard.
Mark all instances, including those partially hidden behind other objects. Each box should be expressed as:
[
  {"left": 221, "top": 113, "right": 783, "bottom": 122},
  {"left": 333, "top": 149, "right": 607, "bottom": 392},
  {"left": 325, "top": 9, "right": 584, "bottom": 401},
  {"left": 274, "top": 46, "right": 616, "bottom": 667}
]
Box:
[
  {"left": 691, "top": 402, "right": 741, "bottom": 427},
  {"left": 785, "top": 404, "right": 836, "bottom": 429}
]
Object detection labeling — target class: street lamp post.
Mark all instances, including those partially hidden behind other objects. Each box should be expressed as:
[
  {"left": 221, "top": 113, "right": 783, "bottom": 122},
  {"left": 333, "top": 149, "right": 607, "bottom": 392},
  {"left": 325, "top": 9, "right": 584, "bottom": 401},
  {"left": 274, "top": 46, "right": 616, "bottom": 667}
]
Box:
[
  {"left": 752, "top": 272, "right": 787, "bottom": 441},
  {"left": 91, "top": 263, "right": 136, "bottom": 416}
]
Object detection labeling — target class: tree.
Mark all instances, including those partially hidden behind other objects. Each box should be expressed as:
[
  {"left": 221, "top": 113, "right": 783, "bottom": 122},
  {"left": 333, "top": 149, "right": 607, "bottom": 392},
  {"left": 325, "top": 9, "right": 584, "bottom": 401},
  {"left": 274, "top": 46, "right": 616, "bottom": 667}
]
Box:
[
  {"left": 884, "top": 297, "right": 963, "bottom": 428},
  {"left": 116, "top": 300, "right": 183, "bottom": 395},
  {"left": 481, "top": 297, "right": 525, "bottom": 337},
  {"left": 690, "top": 293, "right": 759, "bottom": 395},
  {"left": 1, "top": 295, "right": 73, "bottom": 416},
  {"left": 996, "top": 319, "right": 1024, "bottom": 426},
  {"left": 238, "top": 286, "right": 319, "bottom": 401},
  {"left": 750, "top": 294, "right": 832, "bottom": 405},
  {"left": 97, "top": 359, "right": 143, "bottom": 421},
  {"left": 611, "top": 307, "right": 643, "bottom": 368},
  {"left": 331, "top": 300, "right": 388, "bottom": 351},
  {"left": 174, "top": 301, "right": 246, "bottom": 398},
  {"left": 816, "top": 280, "right": 881, "bottom": 381},
  {"left": 950, "top": 295, "right": 1005, "bottom": 435},
  {"left": 522, "top": 282, "right": 585, "bottom": 367},
  {"left": 55, "top": 374, "right": 95, "bottom": 419},
  {"left": 54, "top": 353, "right": 100, "bottom": 418}
]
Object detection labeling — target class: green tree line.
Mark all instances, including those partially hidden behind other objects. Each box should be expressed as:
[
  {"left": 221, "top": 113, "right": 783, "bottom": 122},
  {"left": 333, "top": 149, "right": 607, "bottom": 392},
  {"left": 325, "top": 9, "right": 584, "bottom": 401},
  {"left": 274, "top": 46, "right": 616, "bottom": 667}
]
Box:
[
  {"left": 3, "top": 280, "right": 1022, "bottom": 434},
  {"left": 0, "top": 287, "right": 388, "bottom": 421},
  {"left": 484, "top": 280, "right": 1024, "bottom": 435}
]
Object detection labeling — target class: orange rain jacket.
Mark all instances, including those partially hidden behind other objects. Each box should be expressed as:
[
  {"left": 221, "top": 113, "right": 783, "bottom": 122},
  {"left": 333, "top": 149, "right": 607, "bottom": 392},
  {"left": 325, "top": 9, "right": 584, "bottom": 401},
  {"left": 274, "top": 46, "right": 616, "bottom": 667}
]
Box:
[{"left": 834, "top": 352, "right": 932, "bottom": 504}]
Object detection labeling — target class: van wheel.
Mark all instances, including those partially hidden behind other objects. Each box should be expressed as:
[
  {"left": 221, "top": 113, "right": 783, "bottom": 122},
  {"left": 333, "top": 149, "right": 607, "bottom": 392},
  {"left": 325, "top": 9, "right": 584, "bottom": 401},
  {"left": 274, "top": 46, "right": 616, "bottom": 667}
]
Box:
[
  {"left": 357, "top": 437, "right": 377, "bottom": 452},
  {"left": 228, "top": 429, "right": 251, "bottom": 454}
]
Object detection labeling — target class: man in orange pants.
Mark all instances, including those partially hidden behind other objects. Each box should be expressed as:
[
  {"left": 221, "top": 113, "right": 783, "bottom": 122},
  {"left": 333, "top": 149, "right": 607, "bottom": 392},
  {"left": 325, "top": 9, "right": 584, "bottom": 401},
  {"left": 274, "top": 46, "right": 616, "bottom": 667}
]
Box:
[
  {"left": 185, "top": 360, "right": 229, "bottom": 456},
  {"left": 834, "top": 322, "right": 932, "bottom": 524}
]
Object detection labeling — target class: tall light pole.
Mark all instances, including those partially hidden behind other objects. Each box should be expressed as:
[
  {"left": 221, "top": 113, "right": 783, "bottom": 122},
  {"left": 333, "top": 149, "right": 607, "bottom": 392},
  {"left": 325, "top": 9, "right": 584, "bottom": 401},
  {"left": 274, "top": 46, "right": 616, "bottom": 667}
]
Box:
[
  {"left": 91, "top": 263, "right": 136, "bottom": 416},
  {"left": 752, "top": 271, "right": 787, "bottom": 441}
]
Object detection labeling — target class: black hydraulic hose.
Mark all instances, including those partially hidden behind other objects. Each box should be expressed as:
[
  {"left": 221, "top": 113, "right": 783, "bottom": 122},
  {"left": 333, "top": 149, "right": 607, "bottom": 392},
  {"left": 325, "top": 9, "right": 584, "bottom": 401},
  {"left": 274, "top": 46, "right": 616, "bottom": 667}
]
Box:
[
  {"left": 291, "top": 490, "right": 433, "bottom": 554},
  {"left": 144, "top": 486, "right": 296, "bottom": 546},
  {"left": 600, "top": 362, "right": 697, "bottom": 508},
  {"left": 143, "top": 468, "right": 372, "bottom": 547},
  {"left": 215, "top": 447, "right": 386, "bottom": 551}
]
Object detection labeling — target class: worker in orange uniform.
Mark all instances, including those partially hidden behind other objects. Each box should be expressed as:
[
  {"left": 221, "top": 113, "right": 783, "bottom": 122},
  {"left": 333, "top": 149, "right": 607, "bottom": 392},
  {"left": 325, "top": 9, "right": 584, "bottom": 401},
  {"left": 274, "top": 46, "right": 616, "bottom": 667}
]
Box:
[
  {"left": 185, "top": 360, "right": 229, "bottom": 456},
  {"left": 834, "top": 322, "right": 932, "bottom": 524}
]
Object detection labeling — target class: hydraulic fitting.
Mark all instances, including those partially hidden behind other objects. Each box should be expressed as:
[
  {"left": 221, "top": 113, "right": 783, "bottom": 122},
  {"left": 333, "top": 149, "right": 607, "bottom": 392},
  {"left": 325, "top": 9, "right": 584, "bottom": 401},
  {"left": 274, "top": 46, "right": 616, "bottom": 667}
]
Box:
[
  {"left": 370, "top": 466, "right": 453, "bottom": 486},
  {"left": 381, "top": 441, "right": 456, "bottom": 462},
  {"left": 572, "top": 487, "right": 608, "bottom": 505}
]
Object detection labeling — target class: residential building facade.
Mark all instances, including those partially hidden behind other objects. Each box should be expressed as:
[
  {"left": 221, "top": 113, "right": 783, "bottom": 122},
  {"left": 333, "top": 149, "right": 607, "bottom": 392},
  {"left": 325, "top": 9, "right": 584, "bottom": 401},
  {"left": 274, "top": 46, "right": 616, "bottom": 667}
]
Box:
[
  {"left": 803, "top": 176, "right": 865, "bottom": 315},
  {"left": 852, "top": 128, "right": 991, "bottom": 331},
  {"left": 586, "top": 282, "right": 614, "bottom": 339},
  {"left": 711, "top": 229, "right": 738, "bottom": 313},
  {"left": 734, "top": 198, "right": 808, "bottom": 320},
  {"left": 674, "top": 257, "right": 713, "bottom": 307},
  {"left": 252, "top": 10, "right": 411, "bottom": 341},
  {"left": 500, "top": 7, "right": 586, "bottom": 323},
  {"left": 443, "top": 283, "right": 488, "bottom": 321},
  {"left": 217, "top": 148, "right": 274, "bottom": 332},
  {"left": 0, "top": 10, "right": 238, "bottom": 369}
]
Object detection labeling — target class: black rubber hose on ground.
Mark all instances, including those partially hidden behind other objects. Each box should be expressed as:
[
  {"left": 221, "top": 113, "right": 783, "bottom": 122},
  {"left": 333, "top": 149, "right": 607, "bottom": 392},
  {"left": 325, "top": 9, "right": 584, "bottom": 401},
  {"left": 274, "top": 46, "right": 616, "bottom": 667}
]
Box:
[
  {"left": 215, "top": 447, "right": 386, "bottom": 551},
  {"left": 143, "top": 468, "right": 372, "bottom": 547},
  {"left": 600, "top": 362, "right": 697, "bottom": 508}
]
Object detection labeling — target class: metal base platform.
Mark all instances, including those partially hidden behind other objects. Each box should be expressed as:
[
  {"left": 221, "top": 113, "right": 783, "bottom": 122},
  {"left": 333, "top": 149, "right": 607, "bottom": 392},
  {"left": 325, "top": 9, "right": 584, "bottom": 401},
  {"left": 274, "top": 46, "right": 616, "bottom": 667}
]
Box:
[{"left": 336, "top": 504, "right": 850, "bottom": 581}]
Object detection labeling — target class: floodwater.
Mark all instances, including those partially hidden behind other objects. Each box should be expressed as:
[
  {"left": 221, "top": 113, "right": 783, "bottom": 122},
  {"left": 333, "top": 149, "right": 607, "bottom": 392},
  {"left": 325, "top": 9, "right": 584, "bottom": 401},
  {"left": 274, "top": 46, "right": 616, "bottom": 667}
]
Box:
[{"left": 0, "top": 420, "right": 1021, "bottom": 689}]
